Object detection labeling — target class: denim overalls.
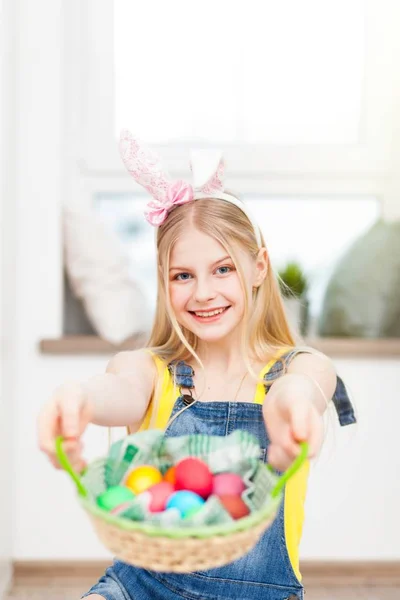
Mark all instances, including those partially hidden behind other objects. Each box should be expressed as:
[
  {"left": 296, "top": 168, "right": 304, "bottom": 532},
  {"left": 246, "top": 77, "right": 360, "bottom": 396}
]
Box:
[{"left": 82, "top": 350, "right": 355, "bottom": 600}]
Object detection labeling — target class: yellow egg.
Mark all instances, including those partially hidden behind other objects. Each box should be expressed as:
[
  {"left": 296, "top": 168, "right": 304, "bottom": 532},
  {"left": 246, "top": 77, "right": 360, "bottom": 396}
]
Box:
[{"left": 125, "top": 465, "right": 163, "bottom": 494}]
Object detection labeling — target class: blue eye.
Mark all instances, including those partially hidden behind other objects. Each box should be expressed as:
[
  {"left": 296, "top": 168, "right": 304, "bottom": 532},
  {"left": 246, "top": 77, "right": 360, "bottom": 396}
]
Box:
[
  {"left": 174, "top": 272, "right": 192, "bottom": 281},
  {"left": 216, "top": 266, "right": 232, "bottom": 275}
]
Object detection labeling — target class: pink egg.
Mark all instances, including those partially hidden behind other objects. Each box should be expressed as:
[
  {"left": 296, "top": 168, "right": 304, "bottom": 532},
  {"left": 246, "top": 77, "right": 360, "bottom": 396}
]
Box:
[
  {"left": 146, "top": 481, "right": 175, "bottom": 513},
  {"left": 213, "top": 473, "right": 246, "bottom": 497}
]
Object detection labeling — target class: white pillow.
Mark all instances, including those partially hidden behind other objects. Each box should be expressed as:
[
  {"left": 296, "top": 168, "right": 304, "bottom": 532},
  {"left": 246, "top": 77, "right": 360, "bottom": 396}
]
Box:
[{"left": 63, "top": 203, "right": 151, "bottom": 344}]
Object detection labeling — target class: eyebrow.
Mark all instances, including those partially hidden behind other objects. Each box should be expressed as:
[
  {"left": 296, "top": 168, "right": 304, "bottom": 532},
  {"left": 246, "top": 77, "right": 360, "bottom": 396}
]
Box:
[{"left": 169, "top": 255, "right": 231, "bottom": 272}]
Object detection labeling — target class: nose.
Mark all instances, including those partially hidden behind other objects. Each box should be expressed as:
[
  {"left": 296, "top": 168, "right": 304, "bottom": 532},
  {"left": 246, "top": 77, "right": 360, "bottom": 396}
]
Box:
[{"left": 193, "top": 276, "right": 217, "bottom": 304}]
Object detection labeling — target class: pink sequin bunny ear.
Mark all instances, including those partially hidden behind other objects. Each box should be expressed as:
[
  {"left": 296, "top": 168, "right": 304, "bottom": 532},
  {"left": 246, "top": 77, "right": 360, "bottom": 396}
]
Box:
[
  {"left": 119, "top": 130, "right": 171, "bottom": 202},
  {"left": 119, "top": 130, "right": 193, "bottom": 226}
]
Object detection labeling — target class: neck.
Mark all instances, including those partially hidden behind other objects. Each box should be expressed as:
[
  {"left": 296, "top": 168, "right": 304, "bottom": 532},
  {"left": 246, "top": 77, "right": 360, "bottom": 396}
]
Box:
[{"left": 194, "top": 337, "right": 253, "bottom": 377}]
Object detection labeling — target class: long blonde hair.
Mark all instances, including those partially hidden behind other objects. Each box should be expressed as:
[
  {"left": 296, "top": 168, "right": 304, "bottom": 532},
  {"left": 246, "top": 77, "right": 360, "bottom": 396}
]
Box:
[{"left": 146, "top": 197, "right": 298, "bottom": 367}]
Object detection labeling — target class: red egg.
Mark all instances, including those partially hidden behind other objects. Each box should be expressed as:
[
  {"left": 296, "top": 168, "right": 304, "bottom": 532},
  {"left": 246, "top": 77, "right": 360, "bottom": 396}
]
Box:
[
  {"left": 174, "top": 457, "right": 213, "bottom": 499},
  {"left": 146, "top": 481, "right": 175, "bottom": 513},
  {"left": 213, "top": 473, "right": 246, "bottom": 497},
  {"left": 218, "top": 495, "right": 250, "bottom": 520}
]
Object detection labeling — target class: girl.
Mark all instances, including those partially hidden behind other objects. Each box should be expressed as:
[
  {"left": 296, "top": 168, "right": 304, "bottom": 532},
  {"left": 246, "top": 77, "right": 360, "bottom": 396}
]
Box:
[{"left": 38, "top": 131, "right": 356, "bottom": 600}]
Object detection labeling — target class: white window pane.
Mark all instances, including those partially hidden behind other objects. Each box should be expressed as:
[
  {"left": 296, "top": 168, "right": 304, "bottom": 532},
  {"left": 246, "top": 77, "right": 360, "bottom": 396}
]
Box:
[
  {"left": 114, "top": 0, "right": 364, "bottom": 144},
  {"left": 94, "top": 193, "right": 379, "bottom": 327}
]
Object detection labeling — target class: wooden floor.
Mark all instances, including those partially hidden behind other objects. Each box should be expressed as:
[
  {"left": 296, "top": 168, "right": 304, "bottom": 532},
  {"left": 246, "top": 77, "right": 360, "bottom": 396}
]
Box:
[{"left": 5, "top": 577, "right": 400, "bottom": 600}]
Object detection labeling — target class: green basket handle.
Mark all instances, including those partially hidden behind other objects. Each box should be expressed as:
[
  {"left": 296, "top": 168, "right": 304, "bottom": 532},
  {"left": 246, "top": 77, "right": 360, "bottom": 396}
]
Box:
[
  {"left": 56, "top": 435, "right": 308, "bottom": 502},
  {"left": 269, "top": 441, "right": 309, "bottom": 498},
  {"left": 55, "top": 436, "right": 88, "bottom": 498}
]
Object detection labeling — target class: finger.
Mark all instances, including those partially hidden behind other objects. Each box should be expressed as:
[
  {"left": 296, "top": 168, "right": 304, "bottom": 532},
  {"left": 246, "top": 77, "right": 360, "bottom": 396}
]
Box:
[
  {"left": 280, "top": 424, "right": 303, "bottom": 458},
  {"left": 47, "top": 452, "right": 86, "bottom": 473},
  {"left": 58, "top": 438, "right": 84, "bottom": 467},
  {"left": 289, "top": 399, "right": 311, "bottom": 443},
  {"left": 37, "top": 402, "right": 60, "bottom": 456},
  {"left": 59, "top": 394, "right": 83, "bottom": 439},
  {"left": 47, "top": 455, "right": 63, "bottom": 470},
  {"left": 306, "top": 409, "right": 324, "bottom": 458},
  {"left": 267, "top": 444, "right": 293, "bottom": 472},
  {"left": 63, "top": 442, "right": 87, "bottom": 473},
  {"left": 62, "top": 438, "right": 83, "bottom": 456}
]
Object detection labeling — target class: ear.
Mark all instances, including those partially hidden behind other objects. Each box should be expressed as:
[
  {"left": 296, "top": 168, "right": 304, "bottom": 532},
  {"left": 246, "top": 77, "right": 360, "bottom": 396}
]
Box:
[{"left": 253, "top": 247, "right": 269, "bottom": 288}]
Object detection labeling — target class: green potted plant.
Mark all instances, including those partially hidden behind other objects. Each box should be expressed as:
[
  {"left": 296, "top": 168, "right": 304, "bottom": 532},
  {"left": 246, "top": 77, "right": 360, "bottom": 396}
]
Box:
[{"left": 278, "top": 261, "right": 309, "bottom": 335}]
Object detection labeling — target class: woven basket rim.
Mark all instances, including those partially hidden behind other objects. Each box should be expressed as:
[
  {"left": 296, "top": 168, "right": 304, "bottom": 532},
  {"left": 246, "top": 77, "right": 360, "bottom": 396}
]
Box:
[{"left": 79, "top": 488, "right": 281, "bottom": 539}]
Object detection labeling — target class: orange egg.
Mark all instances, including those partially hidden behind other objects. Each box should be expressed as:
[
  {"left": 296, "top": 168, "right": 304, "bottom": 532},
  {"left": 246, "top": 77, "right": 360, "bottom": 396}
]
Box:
[
  {"left": 125, "top": 465, "right": 163, "bottom": 494},
  {"left": 164, "top": 466, "right": 176, "bottom": 486}
]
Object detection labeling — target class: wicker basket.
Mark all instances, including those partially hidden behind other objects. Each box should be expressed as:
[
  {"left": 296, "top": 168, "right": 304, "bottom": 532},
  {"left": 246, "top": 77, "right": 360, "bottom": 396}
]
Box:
[{"left": 56, "top": 435, "right": 307, "bottom": 573}]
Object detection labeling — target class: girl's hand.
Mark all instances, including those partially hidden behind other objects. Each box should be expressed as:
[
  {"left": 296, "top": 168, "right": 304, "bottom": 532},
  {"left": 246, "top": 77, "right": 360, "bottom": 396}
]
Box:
[
  {"left": 37, "top": 382, "right": 94, "bottom": 472},
  {"left": 263, "top": 388, "right": 324, "bottom": 471}
]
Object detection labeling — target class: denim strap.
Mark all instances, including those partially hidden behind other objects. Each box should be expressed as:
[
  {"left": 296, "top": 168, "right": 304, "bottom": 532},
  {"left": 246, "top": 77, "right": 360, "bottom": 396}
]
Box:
[{"left": 168, "top": 361, "right": 195, "bottom": 406}]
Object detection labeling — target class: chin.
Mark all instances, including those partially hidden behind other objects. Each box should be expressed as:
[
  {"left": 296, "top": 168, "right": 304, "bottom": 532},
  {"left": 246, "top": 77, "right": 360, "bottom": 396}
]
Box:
[
  {"left": 194, "top": 331, "right": 232, "bottom": 343},
  {"left": 182, "top": 322, "right": 240, "bottom": 343}
]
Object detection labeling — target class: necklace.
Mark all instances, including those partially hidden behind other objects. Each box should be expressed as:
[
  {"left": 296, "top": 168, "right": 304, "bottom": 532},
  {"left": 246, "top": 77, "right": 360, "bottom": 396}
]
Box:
[{"left": 196, "top": 370, "right": 249, "bottom": 402}]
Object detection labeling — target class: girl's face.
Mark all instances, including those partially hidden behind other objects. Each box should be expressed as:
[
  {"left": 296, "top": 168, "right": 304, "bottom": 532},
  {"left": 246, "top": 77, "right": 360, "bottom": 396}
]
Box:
[{"left": 168, "top": 227, "right": 266, "bottom": 344}]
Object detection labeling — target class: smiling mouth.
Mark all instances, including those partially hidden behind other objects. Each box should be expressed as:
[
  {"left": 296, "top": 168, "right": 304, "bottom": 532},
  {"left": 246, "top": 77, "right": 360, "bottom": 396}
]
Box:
[{"left": 189, "top": 306, "right": 231, "bottom": 319}]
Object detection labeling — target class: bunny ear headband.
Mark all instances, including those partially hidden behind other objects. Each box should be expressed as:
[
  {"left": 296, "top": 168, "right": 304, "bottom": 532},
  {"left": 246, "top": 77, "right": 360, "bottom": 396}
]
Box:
[{"left": 119, "top": 130, "right": 262, "bottom": 247}]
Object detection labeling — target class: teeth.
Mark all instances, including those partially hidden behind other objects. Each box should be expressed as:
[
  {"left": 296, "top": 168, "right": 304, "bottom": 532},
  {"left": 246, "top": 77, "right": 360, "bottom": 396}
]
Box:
[{"left": 194, "top": 308, "right": 225, "bottom": 317}]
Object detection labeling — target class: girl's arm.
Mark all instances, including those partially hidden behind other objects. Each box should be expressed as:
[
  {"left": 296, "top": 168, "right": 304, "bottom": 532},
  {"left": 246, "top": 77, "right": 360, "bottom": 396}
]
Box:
[
  {"left": 83, "top": 349, "right": 157, "bottom": 429},
  {"left": 262, "top": 351, "right": 337, "bottom": 470}
]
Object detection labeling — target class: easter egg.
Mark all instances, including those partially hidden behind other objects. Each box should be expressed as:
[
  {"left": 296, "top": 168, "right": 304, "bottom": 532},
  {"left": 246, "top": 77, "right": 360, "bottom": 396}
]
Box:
[
  {"left": 218, "top": 495, "right": 250, "bottom": 520},
  {"left": 96, "top": 486, "right": 135, "bottom": 511},
  {"left": 166, "top": 490, "right": 205, "bottom": 518},
  {"left": 125, "top": 465, "right": 163, "bottom": 494},
  {"left": 164, "top": 466, "right": 176, "bottom": 486},
  {"left": 182, "top": 504, "right": 204, "bottom": 520},
  {"left": 213, "top": 473, "right": 246, "bottom": 497},
  {"left": 174, "top": 457, "right": 213, "bottom": 499},
  {"left": 146, "top": 481, "right": 174, "bottom": 513}
]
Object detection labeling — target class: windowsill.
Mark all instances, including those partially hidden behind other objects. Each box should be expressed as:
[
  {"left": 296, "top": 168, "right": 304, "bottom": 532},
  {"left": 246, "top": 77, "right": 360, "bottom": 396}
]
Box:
[{"left": 39, "top": 335, "right": 400, "bottom": 357}]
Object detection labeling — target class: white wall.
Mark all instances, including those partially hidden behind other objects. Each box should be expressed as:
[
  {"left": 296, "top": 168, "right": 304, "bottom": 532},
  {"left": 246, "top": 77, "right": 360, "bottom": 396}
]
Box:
[{"left": 0, "top": 0, "right": 15, "bottom": 595}]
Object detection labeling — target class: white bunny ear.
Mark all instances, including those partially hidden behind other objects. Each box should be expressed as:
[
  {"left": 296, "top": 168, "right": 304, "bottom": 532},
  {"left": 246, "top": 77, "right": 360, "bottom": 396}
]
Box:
[
  {"left": 119, "top": 130, "right": 171, "bottom": 202},
  {"left": 190, "top": 149, "right": 225, "bottom": 194}
]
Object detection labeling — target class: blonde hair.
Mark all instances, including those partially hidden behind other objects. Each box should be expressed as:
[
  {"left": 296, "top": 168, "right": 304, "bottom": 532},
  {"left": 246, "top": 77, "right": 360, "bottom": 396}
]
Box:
[{"left": 143, "top": 198, "right": 300, "bottom": 422}]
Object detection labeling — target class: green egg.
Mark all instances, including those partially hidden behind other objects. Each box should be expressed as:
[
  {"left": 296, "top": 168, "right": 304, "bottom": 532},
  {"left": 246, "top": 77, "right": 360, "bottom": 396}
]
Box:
[{"left": 96, "top": 486, "right": 135, "bottom": 511}]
